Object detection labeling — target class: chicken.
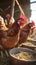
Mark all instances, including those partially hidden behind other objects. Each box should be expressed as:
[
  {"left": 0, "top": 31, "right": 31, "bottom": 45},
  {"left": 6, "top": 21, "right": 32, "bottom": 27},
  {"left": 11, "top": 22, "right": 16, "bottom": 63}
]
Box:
[
  {"left": 0, "top": 16, "right": 8, "bottom": 50},
  {"left": 0, "top": 16, "right": 8, "bottom": 31},
  {"left": 1, "top": 20, "right": 20, "bottom": 49},
  {"left": 0, "top": 16, "right": 25, "bottom": 50},
  {"left": 19, "top": 22, "right": 33, "bottom": 44},
  {"left": 29, "top": 20, "right": 35, "bottom": 35}
]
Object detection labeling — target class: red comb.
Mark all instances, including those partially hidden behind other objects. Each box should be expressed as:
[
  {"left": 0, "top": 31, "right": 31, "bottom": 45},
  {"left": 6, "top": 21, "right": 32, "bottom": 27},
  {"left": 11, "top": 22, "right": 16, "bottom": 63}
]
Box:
[
  {"left": 31, "top": 20, "right": 35, "bottom": 26},
  {"left": 20, "top": 14, "right": 27, "bottom": 22}
]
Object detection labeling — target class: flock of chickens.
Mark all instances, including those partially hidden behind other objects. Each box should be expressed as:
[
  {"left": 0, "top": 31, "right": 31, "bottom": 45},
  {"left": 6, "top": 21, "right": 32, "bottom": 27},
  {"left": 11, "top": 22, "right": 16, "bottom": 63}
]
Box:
[{"left": 0, "top": 15, "right": 34, "bottom": 50}]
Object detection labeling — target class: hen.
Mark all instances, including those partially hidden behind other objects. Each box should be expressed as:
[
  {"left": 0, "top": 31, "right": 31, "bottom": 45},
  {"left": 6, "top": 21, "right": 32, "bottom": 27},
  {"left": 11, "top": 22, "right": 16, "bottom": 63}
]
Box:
[
  {"left": 0, "top": 16, "right": 25, "bottom": 50},
  {"left": 0, "top": 16, "right": 8, "bottom": 50},
  {"left": 19, "top": 23, "right": 33, "bottom": 44}
]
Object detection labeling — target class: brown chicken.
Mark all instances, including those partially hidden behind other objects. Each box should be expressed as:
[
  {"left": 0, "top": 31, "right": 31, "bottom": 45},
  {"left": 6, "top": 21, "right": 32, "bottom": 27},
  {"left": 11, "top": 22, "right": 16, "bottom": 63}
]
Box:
[
  {"left": 1, "top": 20, "right": 20, "bottom": 49},
  {"left": 0, "top": 16, "right": 8, "bottom": 50},
  {"left": 19, "top": 23, "right": 33, "bottom": 44},
  {"left": 0, "top": 16, "right": 25, "bottom": 50}
]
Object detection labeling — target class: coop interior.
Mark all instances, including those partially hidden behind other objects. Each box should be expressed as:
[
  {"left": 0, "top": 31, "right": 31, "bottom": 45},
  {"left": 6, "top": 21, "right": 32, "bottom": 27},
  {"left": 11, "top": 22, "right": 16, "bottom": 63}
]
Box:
[{"left": 0, "top": 0, "right": 36, "bottom": 65}]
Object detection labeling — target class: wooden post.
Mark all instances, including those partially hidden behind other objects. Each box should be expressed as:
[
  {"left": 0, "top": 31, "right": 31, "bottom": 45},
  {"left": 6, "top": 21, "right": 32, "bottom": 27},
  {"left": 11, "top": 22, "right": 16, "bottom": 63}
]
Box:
[
  {"left": 9, "top": 0, "right": 15, "bottom": 24},
  {"left": 11, "top": 0, "right": 15, "bottom": 19},
  {"left": 15, "top": 0, "right": 25, "bottom": 15}
]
